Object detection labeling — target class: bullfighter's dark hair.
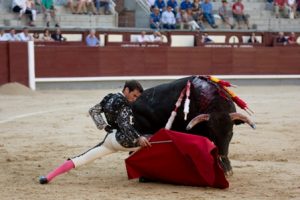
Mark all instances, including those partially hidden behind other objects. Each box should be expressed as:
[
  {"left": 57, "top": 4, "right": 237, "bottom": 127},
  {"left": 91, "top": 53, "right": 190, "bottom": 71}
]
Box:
[{"left": 123, "top": 80, "right": 144, "bottom": 93}]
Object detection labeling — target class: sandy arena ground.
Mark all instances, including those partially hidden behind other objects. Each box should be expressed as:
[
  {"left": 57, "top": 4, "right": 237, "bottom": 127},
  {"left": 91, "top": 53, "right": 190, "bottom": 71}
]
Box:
[{"left": 0, "top": 82, "right": 299, "bottom": 200}]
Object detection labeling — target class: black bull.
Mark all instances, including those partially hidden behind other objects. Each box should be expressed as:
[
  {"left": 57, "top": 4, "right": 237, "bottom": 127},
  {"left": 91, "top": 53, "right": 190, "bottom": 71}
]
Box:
[{"left": 132, "top": 76, "right": 255, "bottom": 175}]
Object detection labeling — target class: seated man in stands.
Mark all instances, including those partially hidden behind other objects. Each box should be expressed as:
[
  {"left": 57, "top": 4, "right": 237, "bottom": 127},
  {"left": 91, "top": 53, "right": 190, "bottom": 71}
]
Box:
[
  {"left": 0, "top": 29, "right": 9, "bottom": 41},
  {"left": 275, "top": 31, "right": 288, "bottom": 45},
  {"left": 201, "top": 0, "right": 218, "bottom": 29},
  {"left": 86, "top": 29, "right": 100, "bottom": 46},
  {"left": 94, "top": 0, "right": 113, "bottom": 15},
  {"left": 161, "top": 5, "right": 176, "bottom": 29},
  {"left": 167, "top": 0, "right": 179, "bottom": 16},
  {"left": 232, "top": 0, "right": 250, "bottom": 29},
  {"left": 155, "top": 0, "right": 166, "bottom": 13},
  {"left": 12, "top": 0, "right": 36, "bottom": 26},
  {"left": 40, "top": 0, "right": 60, "bottom": 27},
  {"left": 17, "top": 27, "right": 34, "bottom": 41},
  {"left": 150, "top": 7, "right": 161, "bottom": 29},
  {"left": 274, "top": 0, "right": 288, "bottom": 18},
  {"left": 219, "top": 0, "right": 234, "bottom": 29},
  {"left": 5, "top": 28, "right": 19, "bottom": 41},
  {"left": 51, "top": 28, "right": 66, "bottom": 41}
]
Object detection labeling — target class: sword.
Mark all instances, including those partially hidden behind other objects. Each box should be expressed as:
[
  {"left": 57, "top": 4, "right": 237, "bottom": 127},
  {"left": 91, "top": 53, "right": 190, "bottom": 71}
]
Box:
[{"left": 150, "top": 140, "right": 173, "bottom": 144}]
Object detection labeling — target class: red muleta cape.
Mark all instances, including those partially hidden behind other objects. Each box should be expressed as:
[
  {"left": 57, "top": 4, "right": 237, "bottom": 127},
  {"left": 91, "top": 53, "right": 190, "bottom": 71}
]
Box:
[{"left": 125, "top": 129, "right": 229, "bottom": 189}]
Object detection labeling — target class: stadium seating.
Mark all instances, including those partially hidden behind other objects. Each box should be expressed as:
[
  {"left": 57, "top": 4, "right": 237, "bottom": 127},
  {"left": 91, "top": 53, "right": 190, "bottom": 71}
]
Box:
[
  {"left": 0, "top": 0, "right": 118, "bottom": 28},
  {"left": 0, "top": 0, "right": 299, "bottom": 31}
]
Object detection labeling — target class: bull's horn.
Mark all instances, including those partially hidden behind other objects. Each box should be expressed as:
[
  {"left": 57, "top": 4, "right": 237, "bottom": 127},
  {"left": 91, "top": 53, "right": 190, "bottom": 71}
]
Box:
[
  {"left": 186, "top": 114, "right": 210, "bottom": 130},
  {"left": 230, "top": 113, "right": 256, "bottom": 129}
]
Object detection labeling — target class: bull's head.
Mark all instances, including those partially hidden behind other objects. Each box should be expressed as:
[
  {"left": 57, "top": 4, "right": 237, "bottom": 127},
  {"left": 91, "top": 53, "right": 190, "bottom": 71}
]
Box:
[{"left": 186, "top": 112, "right": 255, "bottom": 176}]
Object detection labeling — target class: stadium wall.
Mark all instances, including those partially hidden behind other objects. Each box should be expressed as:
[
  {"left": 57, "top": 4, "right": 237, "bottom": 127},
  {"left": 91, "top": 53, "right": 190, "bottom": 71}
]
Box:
[
  {"left": 0, "top": 42, "right": 28, "bottom": 86},
  {"left": 1, "top": 42, "right": 300, "bottom": 88}
]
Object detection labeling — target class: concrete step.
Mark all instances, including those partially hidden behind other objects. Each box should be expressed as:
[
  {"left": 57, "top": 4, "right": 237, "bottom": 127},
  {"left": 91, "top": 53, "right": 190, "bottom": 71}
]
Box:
[{"left": 0, "top": 12, "right": 117, "bottom": 28}]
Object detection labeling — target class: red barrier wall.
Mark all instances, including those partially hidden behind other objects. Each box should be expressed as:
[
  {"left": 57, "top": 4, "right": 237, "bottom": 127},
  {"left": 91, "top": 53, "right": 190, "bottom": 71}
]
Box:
[
  {"left": 0, "top": 42, "right": 9, "bottom": 85},
  {"left": 1, "top": 43, "right": 300, "bottom": 88},
  {"left": 0, "top": 42, "right": 28, "bottom": 86},
  {"left": 35, "top": 46, "right": 300, "bottom": 78}
]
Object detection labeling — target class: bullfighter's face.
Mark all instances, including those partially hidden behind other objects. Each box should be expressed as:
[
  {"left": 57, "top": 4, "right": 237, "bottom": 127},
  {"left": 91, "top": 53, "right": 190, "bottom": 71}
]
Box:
[{"left": 124, "top": 88, "right": 142, "bottom": 103}]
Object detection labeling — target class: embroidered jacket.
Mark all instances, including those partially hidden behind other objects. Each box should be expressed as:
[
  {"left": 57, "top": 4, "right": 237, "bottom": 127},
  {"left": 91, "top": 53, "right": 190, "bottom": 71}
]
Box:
[{"left": 89, "top": 92, "right": 141, "bottom": 148}]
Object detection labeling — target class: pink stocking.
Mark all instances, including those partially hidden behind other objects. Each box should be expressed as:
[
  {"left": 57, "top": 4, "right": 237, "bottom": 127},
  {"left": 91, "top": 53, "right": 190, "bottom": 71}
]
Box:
[{"left": 46, "top": 160, "right": 75, "bottom": 182}]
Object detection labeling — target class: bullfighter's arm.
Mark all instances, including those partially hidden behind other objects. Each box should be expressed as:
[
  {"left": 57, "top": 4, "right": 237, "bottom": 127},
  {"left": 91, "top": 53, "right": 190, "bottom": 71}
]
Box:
[
  {"left": 116, "top": 106, "right": 141, "bottom": 143},
  {"left": 89, "top": 103, "right": 107, "bottom": 130}
]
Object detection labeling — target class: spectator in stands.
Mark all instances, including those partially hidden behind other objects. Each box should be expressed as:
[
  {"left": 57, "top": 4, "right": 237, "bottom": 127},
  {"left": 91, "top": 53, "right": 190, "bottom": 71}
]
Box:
[
  {"left": 6, "top": 28, "right": 19, "bottom": 41},
  {"left": 12, "top": 0, "right": 36, "bottom": 26},
  {"left": 183, "top": 8, "right": 205, "bottom": 30},
  {"left": 266, "top": 0, "right": 274, "bottom": 11},
  {"left": 219, "top": 0, "right": 234, "bottom": 29},
  {"left": 0, "top": 29, "right": 9, "bottom": 41},
  {"left": 247, "top": 32, "right": 259, "bottom": 43},
  {"left": 51, "top": 28, "right": 66, "bottom": 41},
  {"left": 150, "top": 7, "right": 161, "bottom": 29},
  {"left": 275, "top": 31, "right": 288, "bottom": 45},
  {"left": 201, "top": 33, "right": 213, "bottom": 43},
  {"left": 155, "top": 0, "right": 166, "bottom": 13},
  {"left": 287, "top": 0, "right": 297, "bottom": 18},
  {"left": 287, "top": 32, "right": 297, "bottom": 44},
  {"left": 94, "top": 0, "right": 112, "bottom": 15},
  {"left": 167, "top": 0, "right": 179, "bottom": 16},
  {"left": 85, "top": 29, "right": 100, "bottom": 46},
  {"left": 192, "top": 0, "right": 203, "bottom": 23},
  {"left": 232, "top": 0, "right": 250, "bottom": 29},
  {"left": 161, "top": 5, "right": 177, "bottom": 29},
  {"left": 33, "top": 32, "right": 40, "bottom": 41},
  {"left": 67, "top": 0, "right": 86, "bottom": 14},
  {"left": 40, "top": 0, "right": 60, "bottom": 27},
  {"left": 176, "top": 9, "right": 187, "bottom": 29},
  {"left": 17, "top": 27, "right": 34, "bottom": 41},
  {"left": 201, "top": 0, "right": 218, "bottom": 28},
  {"left": 137, "top": 31, "right": 149, "bottom": 43},
  {"left": 180, "top": 0, "right": 193, "bottom": 11},
  {"left": 149, "top": 30, "right": 163, "bottom": 43},
  {"left": 274, "top": 0, "right": 288, "bottom": 18},
  {"left": 26, "top": 0, "right": 38, "bottom": 22},
  {"left": 42, "top": 28, "right": 54, "bottom": 41},
  {"left": 86, "top": 0, "right": 97, "bottom": 15}
]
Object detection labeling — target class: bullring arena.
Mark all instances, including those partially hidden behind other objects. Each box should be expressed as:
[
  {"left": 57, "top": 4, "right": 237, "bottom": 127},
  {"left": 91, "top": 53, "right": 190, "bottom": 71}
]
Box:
[
  {"left": 0, "top": 80, "right": 300, "bottom": 200},
  {"left": 1, "top": 0, "right": 300, "bottom": 199}
]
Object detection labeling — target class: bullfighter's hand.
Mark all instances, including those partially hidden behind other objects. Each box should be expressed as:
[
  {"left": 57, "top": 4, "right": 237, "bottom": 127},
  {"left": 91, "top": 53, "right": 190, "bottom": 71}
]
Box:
[{"left": 138, "top": 136, "right": 152, "bottom": 148}]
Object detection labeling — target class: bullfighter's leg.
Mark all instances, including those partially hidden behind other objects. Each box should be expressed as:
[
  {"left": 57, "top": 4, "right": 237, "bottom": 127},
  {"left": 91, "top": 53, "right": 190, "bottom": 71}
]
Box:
[{"left": 39, "top": 132, "right": 139, "bottom": 184}]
